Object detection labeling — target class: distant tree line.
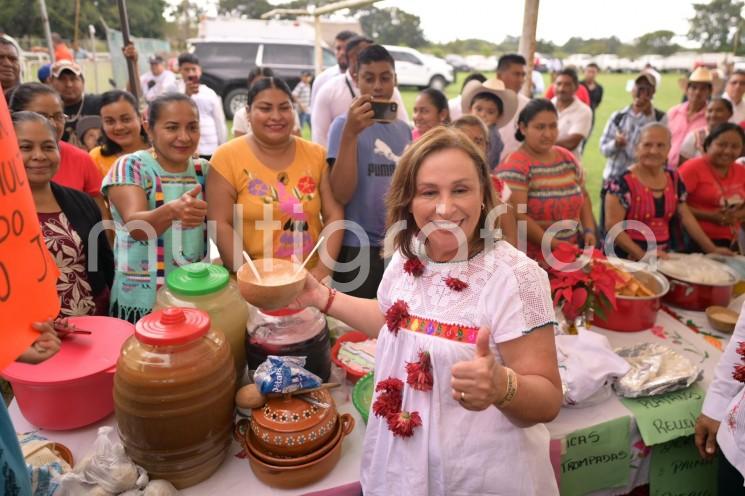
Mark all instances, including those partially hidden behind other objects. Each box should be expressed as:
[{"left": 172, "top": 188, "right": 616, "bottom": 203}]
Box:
[{"left": 1, "top": 0, "right": 743, "bottom": 58}]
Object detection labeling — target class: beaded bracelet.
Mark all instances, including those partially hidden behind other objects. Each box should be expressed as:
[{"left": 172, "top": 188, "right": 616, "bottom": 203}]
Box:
[
  {"left": 496, "top": 367, "right": 518, "bottom": 408},
  {"left": 321, "top": 286, "right": 337, "bottom": 314}
]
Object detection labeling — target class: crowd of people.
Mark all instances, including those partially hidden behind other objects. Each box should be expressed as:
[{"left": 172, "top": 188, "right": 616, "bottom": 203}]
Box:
[{"left": 2, "top": 27, "right": 745, "bottom": 495}]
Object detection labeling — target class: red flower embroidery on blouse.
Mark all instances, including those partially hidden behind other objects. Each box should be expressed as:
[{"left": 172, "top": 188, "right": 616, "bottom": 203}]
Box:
[
  {"left": 444, "top": 276, "right": 468, "bottom": 291},
  {"left": 733, "top": 364, "right": 745, "bottom": 383},
  {"left": 733, "top": 342, "right": 745, "bottom": 384},
  {"left": 297, "top": 176, "right": 317, "bottom": 194},
  {"left": 372, "top": 390, "right": 402, "bottom": 418},
  {"left": 375, "top": 377, "right": 404, "bottom": 394},
  {"left": 403, "top": 257, "right": 425, "bottom": 277},
  {"left": 372, "top": 377, "right": 404, "bottom": 418},
  {"left": 386, "top": 410, "right": 422, "bottom": 438},
  {"left": 405, "top": 350, "right": 433, "bottom": 392},
  {"left": 385, "top": 300, "right": 410, "bottom": 336}
]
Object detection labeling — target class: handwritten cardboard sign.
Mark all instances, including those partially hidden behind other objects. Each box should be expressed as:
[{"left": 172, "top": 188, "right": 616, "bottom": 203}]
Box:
[
  {"left": 620, "top": 385, "right": 705, "bottom": 446},
  {"left": 560, "top": 416, "right": 632, "bottom": 495},
  {"left": 0, "top": 89, "right": 60, "bottom": 370},
  {"left": 650, "top": 435, "right": 717, "bottom": 496}
]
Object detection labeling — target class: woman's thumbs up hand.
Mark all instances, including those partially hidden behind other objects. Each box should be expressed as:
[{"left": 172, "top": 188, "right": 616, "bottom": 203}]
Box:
[{"left": 450, "top": 326, "right": 507, "bottom": 411}]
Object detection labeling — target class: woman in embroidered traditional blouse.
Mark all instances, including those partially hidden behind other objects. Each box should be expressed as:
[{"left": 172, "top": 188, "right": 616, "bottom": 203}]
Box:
[
  {"left": 291, "top": 127, "right": 561, "bottom": 496},
  {"left": 208, "top": 77, "right": 343, "bottom": 280},
  {"left": 604, "top": 122, "right": 733, "bottom": 261},
  {"left": 102, "top": 93, "right": 209, "bottom": 323},
  {"left": 678, "top": 97, "right": 733, "bottom": 166},
  {"left": 695, "top": 305, "right": 745, "bottom": 491},
  {"left": 496, "top": 98, "right": 597, "bottom": 261},
  {"left": 13, "top": 111, "right": 113, "bottom": 317},
  {"left": 680, "top": 123, "right": 745, "bottom": 252}
]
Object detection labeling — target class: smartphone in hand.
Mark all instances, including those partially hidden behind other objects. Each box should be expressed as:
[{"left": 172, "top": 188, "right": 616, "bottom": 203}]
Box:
[{"left": 371, "top": 99, "right": 398, "bottom": 123}]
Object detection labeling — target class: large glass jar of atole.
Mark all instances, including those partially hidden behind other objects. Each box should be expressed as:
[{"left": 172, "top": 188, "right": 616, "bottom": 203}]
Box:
[
  {"left": 245, "top": 306, "right": 331, "bottom": 381},
  {"left": 114, "top": 308, "right": 236, "bottom": 489},
  {"left": 155, "top": 262, "right": 249, "bottom": 381}
]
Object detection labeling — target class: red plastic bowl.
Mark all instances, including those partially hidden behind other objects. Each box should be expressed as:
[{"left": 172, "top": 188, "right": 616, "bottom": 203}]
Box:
[
  {"left": 2, "top": 316, "right": 134, "bottom": 430},
  {"left": 331, "top": 331, "right": 373, "bottom": 383}
]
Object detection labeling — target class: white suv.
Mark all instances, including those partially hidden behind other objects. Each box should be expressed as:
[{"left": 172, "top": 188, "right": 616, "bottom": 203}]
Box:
[{"left": 384, "top": 45, "right": 454, "bottom": 90}]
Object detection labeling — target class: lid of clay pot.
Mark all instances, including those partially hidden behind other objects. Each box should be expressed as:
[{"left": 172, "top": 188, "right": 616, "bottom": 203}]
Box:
[
  {"left": 166, "top": 263, "right": 229, "bottom": 296},
  {"left": 135, "top": 307, "right": 210, "bottom": 346},
  {"left": 252, "top": 389, "right": 335, "bottom": 434}
]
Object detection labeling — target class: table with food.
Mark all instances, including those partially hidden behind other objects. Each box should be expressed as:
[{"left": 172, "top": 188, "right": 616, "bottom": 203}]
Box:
[{"left": 3, "top": 252, "right": 745, "bottom": 495}]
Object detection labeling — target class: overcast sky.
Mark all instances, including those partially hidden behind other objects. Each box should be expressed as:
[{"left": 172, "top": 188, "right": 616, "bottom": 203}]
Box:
[
  {"left": 207, "top": 1, "right": 701, "bottom": 46},
  {"left": 365, "top": 0, "right": 697, "bottom": 46}
]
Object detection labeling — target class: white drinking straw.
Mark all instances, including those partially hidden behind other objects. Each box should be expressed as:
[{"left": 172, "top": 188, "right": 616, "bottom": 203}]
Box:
[
  {"left": 294, "top": 236, "right": 325, "bottom": 277},
  {"left": 243, "top": 251, "right": 262, "bottom": 282}
]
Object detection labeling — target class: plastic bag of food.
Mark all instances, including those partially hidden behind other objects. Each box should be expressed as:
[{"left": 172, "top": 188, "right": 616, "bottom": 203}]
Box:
[
  {"left": 254, "top": 355, "right": 322, "bottom": 394},
  {"left": 614, "top": 343, "right": 703, "bottom": 397},
  {"left": 55, "top": 426, "right": 148, "bottom": 495},
  {"left": 120, "top": 480, "right": 179, "bottom": 496}
]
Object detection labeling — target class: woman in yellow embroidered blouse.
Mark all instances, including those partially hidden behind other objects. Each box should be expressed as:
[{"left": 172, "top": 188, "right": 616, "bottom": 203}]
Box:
[{"left": 208, "top": 78, "right": 343, "bottom": 280}]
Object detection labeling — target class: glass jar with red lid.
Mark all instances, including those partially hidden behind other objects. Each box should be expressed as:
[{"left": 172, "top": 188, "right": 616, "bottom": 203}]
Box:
[{"left": 114, "top": 307, "right": 236, "bottom": 489}]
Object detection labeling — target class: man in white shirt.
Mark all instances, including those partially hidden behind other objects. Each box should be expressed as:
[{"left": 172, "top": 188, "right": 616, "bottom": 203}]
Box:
[
  {"left": 141, "top": 55, "right": 177, "bottom": 103},
  {"left": 496, "top": 54, "right": 531, "bottom": 161},
  {"left": 177, "top": 53, "right": 227, "bottom": 159},
  {"left": 724, "top": 69, "right": 745, "bottom": 123},
  {"left": 310, "top": 30, "right": 356, "bottom": 111},
  {"left": 551, "top": 67, "right": 592, "bottom": 160},
  {"left": 311, "top": 36, "right": 409, "bottom": 147}
]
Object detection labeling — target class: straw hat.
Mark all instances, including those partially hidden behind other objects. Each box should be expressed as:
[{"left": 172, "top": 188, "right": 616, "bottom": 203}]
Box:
[
  {"left": 688, "top": 67, "right": 713, "bottom": 84},
  {"left": 460, "top": 78, "right": 518, "bottom": 129}
]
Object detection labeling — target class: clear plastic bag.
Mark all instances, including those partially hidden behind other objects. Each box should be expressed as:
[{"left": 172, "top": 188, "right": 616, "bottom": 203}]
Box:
[{"left": 55, "top": 426, "right": 147, "bottom": 495}]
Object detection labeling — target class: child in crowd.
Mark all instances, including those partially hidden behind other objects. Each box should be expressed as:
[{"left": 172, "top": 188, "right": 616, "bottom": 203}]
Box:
[
  {"left": 460, "top": 78, "right": 517, "bottom": 170},
  {"left": 75, "top": 115, "right": 102, "bottom": 152},
  {"left": 292, "top": 71, "right": 312, "bottom": 132}
]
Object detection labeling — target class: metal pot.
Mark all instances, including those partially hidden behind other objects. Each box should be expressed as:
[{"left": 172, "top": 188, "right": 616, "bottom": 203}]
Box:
[
  {"left": 593, "top": 269, "right": 670, "bottom": 333},
  {"left": 657, "top": 254, "right": 738, "bottom": 311},
  {"left": 663, "top": 276, "right": 734, "bottom": 311}
]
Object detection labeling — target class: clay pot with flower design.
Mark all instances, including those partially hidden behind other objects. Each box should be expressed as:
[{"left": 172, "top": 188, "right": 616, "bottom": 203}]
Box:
[{"left": 249, "top": 389, "right": 338, "bottom": 457}]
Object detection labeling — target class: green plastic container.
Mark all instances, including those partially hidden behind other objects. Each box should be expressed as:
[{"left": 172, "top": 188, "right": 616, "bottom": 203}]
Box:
[{"left": 352, "top": 372, "right": 374, "bottom": 424}]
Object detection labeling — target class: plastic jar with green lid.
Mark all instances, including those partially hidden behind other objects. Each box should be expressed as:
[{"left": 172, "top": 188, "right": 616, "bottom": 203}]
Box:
[{"left": 155, "top": 262, "right": 249, "bottom": 381}]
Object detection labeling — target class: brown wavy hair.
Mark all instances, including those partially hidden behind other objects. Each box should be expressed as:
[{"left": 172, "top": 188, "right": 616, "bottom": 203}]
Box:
[{"left": 385, "top": 126, "right": 499, "bottom": 260}]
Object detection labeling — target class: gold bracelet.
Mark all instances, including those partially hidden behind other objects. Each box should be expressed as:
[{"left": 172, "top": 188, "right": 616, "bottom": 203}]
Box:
[{"left": 496, "top": 367, "right": 518, "bottom": 408}]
